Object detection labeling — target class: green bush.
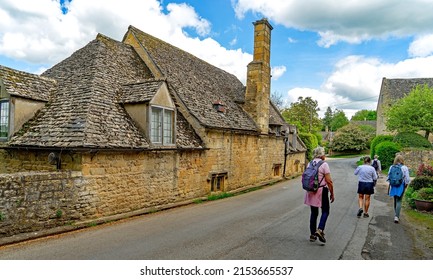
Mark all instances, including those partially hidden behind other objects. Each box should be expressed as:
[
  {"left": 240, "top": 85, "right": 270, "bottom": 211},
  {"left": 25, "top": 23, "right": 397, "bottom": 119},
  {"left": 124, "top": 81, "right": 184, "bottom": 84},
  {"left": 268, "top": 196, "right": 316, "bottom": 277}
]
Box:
[
  {"left": 414, "top": 187, "right": 433, "bottom": 202},
  {"left": 299, "top": 132, "right": 319, "bottom": 161},
  {"left": 375, "top": 141, "right": 401, "bottom": 169},
  {"left": 370, "top": 135, "right": 394, "bottom": 158},
  {"left": 393, "top": 132, "right": 432, "bottom": 149},
  {"left": 404, "top": 186, "right": 417, "bottom": 209},
  {"left": 409, "top": 176, "right": 433, "bottom": 191}
]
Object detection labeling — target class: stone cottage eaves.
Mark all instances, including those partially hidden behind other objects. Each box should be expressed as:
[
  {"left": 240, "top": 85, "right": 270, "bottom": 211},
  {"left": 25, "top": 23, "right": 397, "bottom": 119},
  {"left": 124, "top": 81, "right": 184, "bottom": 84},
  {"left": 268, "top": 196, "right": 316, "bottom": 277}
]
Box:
[
  {"left": 0, "top": 65, "right": 56, "bottom": 102},
  {"left": 7, "top": 34, "right": 203, "bottom": 150}
]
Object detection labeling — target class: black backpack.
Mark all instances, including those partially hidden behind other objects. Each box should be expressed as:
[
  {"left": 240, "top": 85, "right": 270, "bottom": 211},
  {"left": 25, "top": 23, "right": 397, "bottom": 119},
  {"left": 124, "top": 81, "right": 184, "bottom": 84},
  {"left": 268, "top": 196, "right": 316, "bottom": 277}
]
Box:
[{"left": 372, "top": 159, "right": 378, "bottom": 171}]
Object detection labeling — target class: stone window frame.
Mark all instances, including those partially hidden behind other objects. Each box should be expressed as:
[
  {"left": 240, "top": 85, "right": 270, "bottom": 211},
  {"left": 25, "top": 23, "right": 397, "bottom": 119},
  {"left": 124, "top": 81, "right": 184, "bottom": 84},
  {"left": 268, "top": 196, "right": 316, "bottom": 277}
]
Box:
[{"left": 150, "top": 105, "right": 175, "bottom": 146}]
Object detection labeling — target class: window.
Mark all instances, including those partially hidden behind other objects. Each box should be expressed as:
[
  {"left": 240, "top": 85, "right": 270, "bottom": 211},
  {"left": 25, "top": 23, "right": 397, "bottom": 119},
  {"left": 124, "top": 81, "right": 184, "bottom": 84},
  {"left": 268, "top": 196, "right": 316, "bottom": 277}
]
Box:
[
  {"left": 273, "top": 163, "right": 282, "bottom": 177},
  {"left": 150, "top": 106, "right": 174, "bottom": 145},
  {"left": 211, "top": 173, "right": 227, "bottom": 192},
  {"left": 0, "top": 100, "right": 9, "bottom": 138}
]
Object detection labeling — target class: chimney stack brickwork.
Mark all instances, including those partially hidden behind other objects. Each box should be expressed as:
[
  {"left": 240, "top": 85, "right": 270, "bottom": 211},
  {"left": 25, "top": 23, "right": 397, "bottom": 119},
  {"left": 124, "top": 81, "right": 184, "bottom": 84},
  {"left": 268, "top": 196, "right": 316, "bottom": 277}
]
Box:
[{"left": 245, "top": 18, "right": 273, "bottom": 134}]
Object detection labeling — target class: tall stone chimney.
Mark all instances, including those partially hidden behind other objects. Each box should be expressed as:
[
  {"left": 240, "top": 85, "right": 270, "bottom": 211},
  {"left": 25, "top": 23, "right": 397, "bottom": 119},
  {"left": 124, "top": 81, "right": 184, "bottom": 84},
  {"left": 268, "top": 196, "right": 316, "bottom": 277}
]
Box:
[{"left": 244, "top": 18, "right": 273, "bottom": 134}]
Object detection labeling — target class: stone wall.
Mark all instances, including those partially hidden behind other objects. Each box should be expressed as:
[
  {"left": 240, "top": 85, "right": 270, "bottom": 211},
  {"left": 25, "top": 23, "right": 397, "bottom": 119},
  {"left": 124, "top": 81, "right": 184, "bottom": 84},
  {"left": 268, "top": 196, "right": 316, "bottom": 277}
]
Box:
[
  {"left": 0, "top": 131, "right": 305, "bottom": 238},
  {"left": 397, "top": 150, "right": 433, "bottom": 172},
  {"left": 0, "top": 171, "right": 88, "bottom": 238}
]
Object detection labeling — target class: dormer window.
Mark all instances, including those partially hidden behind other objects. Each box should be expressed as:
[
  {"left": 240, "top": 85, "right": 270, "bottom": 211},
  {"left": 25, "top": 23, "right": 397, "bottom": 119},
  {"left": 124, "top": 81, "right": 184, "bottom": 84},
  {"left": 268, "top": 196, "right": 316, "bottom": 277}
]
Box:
[
  {"left": 213, "top": 100, "right": 226, "bottom": 113},
  {"left": 150, "top": 106, "right": 174, "bottom": 145},
  {"left": 0, "top": 81, "right": 10, "bottom": 140},
  {"left": 0, "top": 96, "right": 9, "bottom": 139}
]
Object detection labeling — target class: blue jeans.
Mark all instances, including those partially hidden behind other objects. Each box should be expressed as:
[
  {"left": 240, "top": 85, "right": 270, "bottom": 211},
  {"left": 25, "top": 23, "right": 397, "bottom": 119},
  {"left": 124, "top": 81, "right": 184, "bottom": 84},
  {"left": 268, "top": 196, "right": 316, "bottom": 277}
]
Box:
[
  {"left": 310, "top": 187, "right": 330, "bottom": 235},
  {"left": 393, "top": 195, "right": 402, "bottom": 218}
]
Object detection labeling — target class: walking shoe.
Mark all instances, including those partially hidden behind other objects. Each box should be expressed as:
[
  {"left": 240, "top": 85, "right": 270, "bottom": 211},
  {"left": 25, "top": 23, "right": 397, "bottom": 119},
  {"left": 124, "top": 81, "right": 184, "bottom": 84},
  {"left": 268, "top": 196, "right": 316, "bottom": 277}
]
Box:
[
  {"left": 315, "top": 229, "right": 326, "bottom": 243},
  {"left": 394, "top": 216, "right": 399, "bottom": 223},
  {"left": 309, "top": 234, "right": 317, "bottom": 242},
  {"left": 357, "top": 208, "right": 363, "bottom": 217},
  {"left": 363, "top": 213, "right": 369, "bottom": 218}
]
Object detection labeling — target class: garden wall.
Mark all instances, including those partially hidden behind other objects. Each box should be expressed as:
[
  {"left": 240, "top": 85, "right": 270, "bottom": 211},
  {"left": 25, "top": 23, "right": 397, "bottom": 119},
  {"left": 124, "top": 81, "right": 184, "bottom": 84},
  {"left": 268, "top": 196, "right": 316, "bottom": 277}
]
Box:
[{"left": 398, "top": 150, "right": 433, "bottom": 172}]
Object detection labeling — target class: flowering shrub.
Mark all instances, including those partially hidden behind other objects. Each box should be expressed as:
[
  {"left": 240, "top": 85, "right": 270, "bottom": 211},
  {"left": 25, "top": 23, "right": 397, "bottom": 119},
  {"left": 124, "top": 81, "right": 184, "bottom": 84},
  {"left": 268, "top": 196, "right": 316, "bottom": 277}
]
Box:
[{"left": 416, "top": 163, "right": 433, "bottom": 177}]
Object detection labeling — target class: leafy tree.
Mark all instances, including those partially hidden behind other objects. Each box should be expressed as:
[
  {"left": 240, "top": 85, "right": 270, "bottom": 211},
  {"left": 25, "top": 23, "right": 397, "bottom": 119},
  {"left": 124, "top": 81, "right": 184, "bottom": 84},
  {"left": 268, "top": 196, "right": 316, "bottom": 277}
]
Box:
[
  {"left": 330, "top": 123, "right": 371, "bottom": 152},
  {"left": 351, "top": 110, "right": 377, "bottom": 121},
  {"left": 322, "top": 107, "right": 333, "bottom": 131},
  {"left": 321, "top": 107, "right": 349, "bottom": 131},
  {"left": 385, "top": 84, "right": 433, "bottom": 139},
  {"left": 330, "top": 109, "right": 349, "bottom": 131},
  {"left": 281, "top": 97, "right": 321, "bottom": 133}
]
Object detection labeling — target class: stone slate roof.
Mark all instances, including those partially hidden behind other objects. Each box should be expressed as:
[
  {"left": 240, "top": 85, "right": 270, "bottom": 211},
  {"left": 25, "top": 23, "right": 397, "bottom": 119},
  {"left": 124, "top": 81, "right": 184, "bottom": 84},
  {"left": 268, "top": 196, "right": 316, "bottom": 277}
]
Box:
[
  {"left": 118, "top": 79, "right": 164, "bottom": 104},
  {"left": 0, "top": 65, "right": 56, "bottom": 101},
  {"left": 269, "top": 102, "right": 286, "bottom": 126},
  {"left": 380, "top": 78, "right": 433, "bottom": 101},
  {"left": 5, "top": 25, "right": 301, "bottom": 151},
  {"left": 126, "top": 26, "right": 258, "bottom": 132},
  {"left": 8, "top": 34, "right": 202, "bottom": 149}
]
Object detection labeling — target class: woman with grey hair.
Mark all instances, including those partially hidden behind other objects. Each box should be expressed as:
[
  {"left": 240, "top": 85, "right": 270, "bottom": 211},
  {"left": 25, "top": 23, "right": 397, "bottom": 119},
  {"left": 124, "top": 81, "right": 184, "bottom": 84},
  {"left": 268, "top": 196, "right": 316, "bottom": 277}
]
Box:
[{"left": 304, "top": 146, "right": 335, "bottom": 243}]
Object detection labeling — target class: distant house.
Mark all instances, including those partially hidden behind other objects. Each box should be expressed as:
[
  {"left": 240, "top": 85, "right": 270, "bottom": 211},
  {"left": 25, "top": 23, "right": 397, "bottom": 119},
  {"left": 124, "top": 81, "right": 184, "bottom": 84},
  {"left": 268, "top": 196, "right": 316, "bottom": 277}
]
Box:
[
  {"left": 0, "top": 19, "right": 306, "bottom": 236},
  {"left": 376, "top": 77, "right": 433, "bottom": 137}
]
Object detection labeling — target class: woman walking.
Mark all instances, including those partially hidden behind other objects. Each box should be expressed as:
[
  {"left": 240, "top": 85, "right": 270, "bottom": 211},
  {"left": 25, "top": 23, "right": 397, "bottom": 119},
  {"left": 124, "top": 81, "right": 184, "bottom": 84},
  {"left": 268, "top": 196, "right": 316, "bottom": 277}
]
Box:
[
  {"left": 354, "top": 156, "right": 377, "bottom": 218},
  {"left": 388, "top": 155, "right": 410, "bottom": 223},
  {"left": 304, "top": 146, "right": 335, "bottom": 243}
]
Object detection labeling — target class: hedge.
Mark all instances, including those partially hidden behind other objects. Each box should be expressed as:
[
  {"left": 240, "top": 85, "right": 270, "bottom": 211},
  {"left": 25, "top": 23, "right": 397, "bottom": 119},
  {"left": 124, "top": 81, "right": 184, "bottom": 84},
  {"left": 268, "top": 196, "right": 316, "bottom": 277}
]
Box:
[
  {"left": 375, "top": 141, "right": 401, "bottom": 169},
  {"left": 370, "top": 135, "right": 394, "bottom": 158}
]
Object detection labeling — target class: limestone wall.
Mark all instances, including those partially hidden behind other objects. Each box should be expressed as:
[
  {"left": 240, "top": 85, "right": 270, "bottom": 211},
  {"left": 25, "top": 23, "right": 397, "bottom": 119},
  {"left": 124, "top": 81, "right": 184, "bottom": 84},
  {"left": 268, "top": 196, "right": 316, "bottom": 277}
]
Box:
[
  {"left": 397, "top": 150, "right": 433, "bottom": 172},
  {"left": 0, "top": 171, "right": 89, "bottom": 237},
  {"left": 0, "top": 131, "right": 305, "bottom": 238}
]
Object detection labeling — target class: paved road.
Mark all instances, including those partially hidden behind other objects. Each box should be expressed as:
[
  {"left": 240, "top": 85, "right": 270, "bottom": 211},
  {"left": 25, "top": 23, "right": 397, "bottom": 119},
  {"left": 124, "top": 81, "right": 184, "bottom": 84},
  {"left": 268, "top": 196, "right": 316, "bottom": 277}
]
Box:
[{"left": 0, "top": 157, "right": 422, "bottom": 260}]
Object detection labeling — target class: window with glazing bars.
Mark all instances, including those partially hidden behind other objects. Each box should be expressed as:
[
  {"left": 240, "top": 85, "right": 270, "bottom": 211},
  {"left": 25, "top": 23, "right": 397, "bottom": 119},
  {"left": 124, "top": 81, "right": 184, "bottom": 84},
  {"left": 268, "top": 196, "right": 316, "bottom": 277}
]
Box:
[{"left": 150, "top": 106, "right": 174, "bottom": 145}]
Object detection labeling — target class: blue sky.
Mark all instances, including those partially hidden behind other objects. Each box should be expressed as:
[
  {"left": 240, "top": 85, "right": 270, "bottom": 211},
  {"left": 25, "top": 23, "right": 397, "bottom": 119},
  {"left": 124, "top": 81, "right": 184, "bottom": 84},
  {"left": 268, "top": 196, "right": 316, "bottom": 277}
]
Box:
[{"left": 2, "top": 0, "right": 433, "bottom": 118}]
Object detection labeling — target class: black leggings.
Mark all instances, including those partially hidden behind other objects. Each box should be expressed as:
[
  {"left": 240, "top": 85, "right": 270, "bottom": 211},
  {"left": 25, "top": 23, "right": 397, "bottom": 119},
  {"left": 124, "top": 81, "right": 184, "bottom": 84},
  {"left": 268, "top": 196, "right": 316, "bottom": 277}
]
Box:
[{"left": 309, "top": 187, "right": 330, "bottom": 235}]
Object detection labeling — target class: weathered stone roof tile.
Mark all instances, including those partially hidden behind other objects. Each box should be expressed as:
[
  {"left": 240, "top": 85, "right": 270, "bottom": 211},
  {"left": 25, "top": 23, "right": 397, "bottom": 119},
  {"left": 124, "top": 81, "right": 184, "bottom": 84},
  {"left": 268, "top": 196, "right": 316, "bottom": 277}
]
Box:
[{"left": 0, "top": 65, "right": 56, "bottom": 101}]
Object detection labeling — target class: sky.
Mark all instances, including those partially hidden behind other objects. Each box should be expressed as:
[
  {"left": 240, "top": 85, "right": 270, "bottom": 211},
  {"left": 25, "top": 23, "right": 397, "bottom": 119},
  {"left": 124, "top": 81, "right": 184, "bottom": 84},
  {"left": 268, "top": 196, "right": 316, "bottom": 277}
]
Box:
[{"left": 2, "top": 0, "right": 433, "bottom": 119}]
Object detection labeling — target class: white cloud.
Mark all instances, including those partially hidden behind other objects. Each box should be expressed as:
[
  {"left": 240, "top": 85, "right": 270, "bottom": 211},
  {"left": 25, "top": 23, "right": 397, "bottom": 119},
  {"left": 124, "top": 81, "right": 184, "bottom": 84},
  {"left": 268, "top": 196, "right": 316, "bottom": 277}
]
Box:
[
  {"left": 285, "top": 54, "right": 433, "bottom": 118},
  {"left": 408, "top": 34, "right": 433, "bottom": 57},
  {"left": 233, "top": 0, "right": 433, "bottom": 47},
  {"left": 0, "top": 0, "right": 250, "bottom": 83},
  {"left": 271, "top": 66, "right": 286, "bottom": 80}
]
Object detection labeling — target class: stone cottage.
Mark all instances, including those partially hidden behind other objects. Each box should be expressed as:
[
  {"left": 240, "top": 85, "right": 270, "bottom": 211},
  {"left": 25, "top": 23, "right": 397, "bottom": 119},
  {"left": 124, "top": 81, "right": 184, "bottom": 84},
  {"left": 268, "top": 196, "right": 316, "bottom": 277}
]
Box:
[
  {"left": 0, "top": 19, "right": 306, "bottom": 237},
  {"left": 376, "top": 77, "right": 433, "bottom": 137}
]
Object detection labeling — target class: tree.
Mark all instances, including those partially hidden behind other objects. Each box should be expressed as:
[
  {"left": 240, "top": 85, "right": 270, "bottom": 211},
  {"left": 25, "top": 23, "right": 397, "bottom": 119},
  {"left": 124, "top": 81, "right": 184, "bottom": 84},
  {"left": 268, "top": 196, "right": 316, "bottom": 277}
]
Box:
[
  {"left": 322, "top": 107, "right": 333, "bottom": 131},
  {"left": 321, "top": 107, "right": 348, "bottom": 132},
  {"left": 330, "top": 109, "right": 349, "bottom": 131},
  {"left": 270, "top": 91, "right": 284, "bottom": 111},
  {"left": 385, "top": 84, "right": 433, "bottom": 138},
  {"left": 351, "top": 110, "right": 377, "bottom": 121},
  {"left": 281, "top": 97, "right": 321, "bottom": 133}
]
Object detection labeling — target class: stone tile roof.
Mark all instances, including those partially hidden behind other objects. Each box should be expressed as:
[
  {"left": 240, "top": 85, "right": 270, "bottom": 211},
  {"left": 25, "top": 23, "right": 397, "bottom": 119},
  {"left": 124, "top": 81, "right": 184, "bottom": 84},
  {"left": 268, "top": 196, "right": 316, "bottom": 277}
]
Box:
[
  {"left": 380, "top": 78, "right": 433, "bottom": 100},
  {"left": 127, "top": 26, "right": 258, "bottom": 132},
  {"left": 269, "top": 102, "right": 286, "bottom": 126},
  {"left": 8, "top": 34, "right": 202, "bottom": 149},
  {"left": 0, "top": 65, "right": 56, "bottom": 101},
  {"left": 118, "top": 79, "right": 165, "bottom": 104}
]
